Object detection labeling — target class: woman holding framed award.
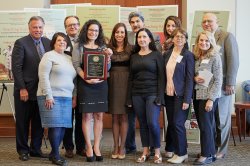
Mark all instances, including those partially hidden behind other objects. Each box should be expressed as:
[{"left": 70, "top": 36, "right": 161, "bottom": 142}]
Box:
[{"left": 72, "top": 19, "right": 112, "bottom": 162}]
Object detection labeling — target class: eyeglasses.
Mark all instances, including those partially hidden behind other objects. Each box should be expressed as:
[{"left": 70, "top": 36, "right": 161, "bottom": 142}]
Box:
[
  {"left": 174, "top": 35, "right": 185, "bottom": 39},
  {"left": 66, "top": 23, "right": 79, "bottom": 28},
  {"left": 202, "top": 20, "right": 214, "bottom": 24},
  {"left": 88, "top": 29, "right": 99, "bottom": 33}
]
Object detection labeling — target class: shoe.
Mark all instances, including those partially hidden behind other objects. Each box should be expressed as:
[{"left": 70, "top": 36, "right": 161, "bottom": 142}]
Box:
[
  {"left": 19, "top": 153, "right": 29, "bottom": 161},
  {"left": 168, "top": 154, "right": 188, "bottom": 164},
  {"left": 65, "top": 150, "right": 73, "bottom": 158},
  {"left": 51, "top": 157, "right": 68, "bottom": 166},
  {"left": 136, "top": 154, "right": 150, "bottom": 163},
  {"left": 126, "top": 148, "right": 136, "bottom": 154},
  {"left": 165, "top": 151, "right": 174, "bottom": 158},
  {"left": 167, "top": 154, "right": 177, "bottom": 163},
  {"left": 93, "top": 147, "right": 103, "bottom": 162},
  {"left": 216, "top": 153, "right": 225, "bottom": 160},
  {"left": 154, "top": 154, "right": 162, "bottom": 164},
  {"left": 76, "top": 149, "right": 86, "bottom": 157},
  {"left": 111, "top": 153, "right": 118, "bottom": 159},
  {"left": 193, "top": 156, "right": 214, "bottom": 165},
  {"left": 30, "top": 151, "right": 49, "bottom": 158},
  {"left": 118, "top": 154, "right": 126, "bottom": 160},
  {"left": 86, "top": 155, "right": 95, "bottom": 162}
]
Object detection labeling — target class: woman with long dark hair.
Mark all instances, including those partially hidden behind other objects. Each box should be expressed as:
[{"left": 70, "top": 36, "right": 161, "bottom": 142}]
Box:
[
  {"left": 72, "top": 19, "right": 112, "bottom": 162},
  {"left": 126, "top": 28, "right": 165, "bottom": 164}
]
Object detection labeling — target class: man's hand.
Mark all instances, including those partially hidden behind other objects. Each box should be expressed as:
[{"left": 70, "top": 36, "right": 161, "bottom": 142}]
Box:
[
  {"left": 20, "top": 89, "right": 29, "bottom": 102},
  {"left": 225, "top": 85, "right": 235, "bottom": 95},
  {"left": 72, "top": 96, "right": 77, "bottom": 109}
]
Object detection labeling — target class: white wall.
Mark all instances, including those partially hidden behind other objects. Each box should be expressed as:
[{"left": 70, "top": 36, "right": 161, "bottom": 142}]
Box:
[
  {"left": 0, "top": 0, "right": 49, "bottom": 10},
  {"left": 235, "top": 0, "right": 250, "bottom": 101},
  {"left": 0, "top": 0, "right": 49, "bottom": 114},
  {"left": 184, "top": 0, "right": 250, "bottom": 112}
]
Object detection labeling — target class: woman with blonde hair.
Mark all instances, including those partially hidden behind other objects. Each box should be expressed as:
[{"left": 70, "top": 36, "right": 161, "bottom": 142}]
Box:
[{"left": 193, "top": 31, "right": 222, "bottom": 165}]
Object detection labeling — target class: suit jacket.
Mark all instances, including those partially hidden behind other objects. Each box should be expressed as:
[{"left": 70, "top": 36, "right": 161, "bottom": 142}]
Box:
[
  {"left": 128, "top": 31, "right": 162, "bottom": 52},
  {"left": 64, "top": 35, "right": 74, "bottom": 56},
  {"left": 12, "top": 35, "right": 51, "bottom": 100},
  {"left": 214, "top": 28, "right": 239, "bottom": 88},
  {"left": 163, "top": 48, "right": 195, "bottom": 103}
]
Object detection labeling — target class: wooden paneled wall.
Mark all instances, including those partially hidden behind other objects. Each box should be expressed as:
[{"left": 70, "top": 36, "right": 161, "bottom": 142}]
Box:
[{"left": 50, "top": 0, "right": 182, "bottom": 19}]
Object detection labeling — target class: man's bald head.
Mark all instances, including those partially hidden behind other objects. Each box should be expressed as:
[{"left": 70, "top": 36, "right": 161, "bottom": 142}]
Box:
[{"left": 202, "top": 12, "right": 219, "bottom": 33}]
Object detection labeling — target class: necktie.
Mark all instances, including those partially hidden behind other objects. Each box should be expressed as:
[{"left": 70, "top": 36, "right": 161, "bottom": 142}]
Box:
[{"left": 35, "top": 41, "right": 43, "bottom": 59}]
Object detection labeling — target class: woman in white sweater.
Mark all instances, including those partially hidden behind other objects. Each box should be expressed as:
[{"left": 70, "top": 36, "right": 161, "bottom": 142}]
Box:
[{"left": 37, "top": 32, "right": 76, "bottom": 166}]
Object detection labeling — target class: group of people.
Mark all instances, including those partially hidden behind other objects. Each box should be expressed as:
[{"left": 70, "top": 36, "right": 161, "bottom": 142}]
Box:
[{"left": 11, "top": 11, "right": 238, "bottom": 166}]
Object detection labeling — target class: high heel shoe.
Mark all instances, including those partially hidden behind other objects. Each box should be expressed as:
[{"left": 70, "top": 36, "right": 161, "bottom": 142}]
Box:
[
  {"left": 136, "top": 154, "right": 150, "bottom": 163},
  {"left": 86, "top": 148, "right": 95, "bottom": 162},
  {"left": 154, "top": 154, "right": 162, "bottom": 164},
  {"left": 168, "top": 154, "right": 188, "bottom": 164},
  {"left": 93, "top": 147, "right": 103, "bottom": 162}
]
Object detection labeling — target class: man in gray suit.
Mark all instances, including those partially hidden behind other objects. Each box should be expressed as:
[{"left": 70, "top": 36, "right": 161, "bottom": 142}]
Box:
[
  {"left": 201, "top": 12, "right": 239, "bottom": 159},
  {"left": 125, "top": 11, "right": 161, "bottom": 155},
  {"left": 127, "top": 11, "right": 162, "bottom": 51},
  {"left": 12, "top": 16, "right": 51, "bottom": 161}
]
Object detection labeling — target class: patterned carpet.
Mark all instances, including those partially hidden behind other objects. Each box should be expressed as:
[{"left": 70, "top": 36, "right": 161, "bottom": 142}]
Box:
[{"left": 0, "top": 129, "right": 250, "bottom": 166}]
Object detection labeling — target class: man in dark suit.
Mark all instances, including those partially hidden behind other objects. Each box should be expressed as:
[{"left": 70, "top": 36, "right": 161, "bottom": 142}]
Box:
[
  {"left": 125, "top": 11, "right": 161, "bottom": 155},
  {"left": 12, "top": 16, "right": 51, "bottom": 161},
  {"left": 201, "top": 12, "right": 239, "bottom": 159},
  {"left": 63, "top": 15, "right": 86, "bottom": 158}
]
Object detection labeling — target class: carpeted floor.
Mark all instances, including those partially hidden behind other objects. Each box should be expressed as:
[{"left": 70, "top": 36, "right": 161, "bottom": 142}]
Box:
[{"left": 0, "top": 129, "right": 249, "bottom": 166}]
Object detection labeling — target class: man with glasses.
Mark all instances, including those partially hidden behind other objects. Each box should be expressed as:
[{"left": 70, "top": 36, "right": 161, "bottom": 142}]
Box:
[
  {"left": 201, "top": 12, "right": 239, "bottom": 160},
  {"left": 63, "top": 15, "right": 86, "bottom": 158}
]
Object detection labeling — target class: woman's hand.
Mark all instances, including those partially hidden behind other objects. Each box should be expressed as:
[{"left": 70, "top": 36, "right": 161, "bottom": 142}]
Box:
[
  {"left": 182, "top": 103, "right": 189, "bottom": 110},
  {"left": 205, "top": 99, "right": 213, "bottom": 112},
  {"left": 85, "top": 79, "right": 104, "bottom": 84},
  {"left": 45, "top": 99, "right": 54, "bottom": 110},
  {"left": 103, "top": 48, "right": 113, "bottom": 64},
  {"left": 194, "top": 76, "right": 205, "bottom": 84}
]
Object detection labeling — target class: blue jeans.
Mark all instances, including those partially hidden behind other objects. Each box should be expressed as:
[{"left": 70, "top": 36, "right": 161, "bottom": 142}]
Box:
[
  {"left": 132, "top": 95, "right": 161, "bottom": 148},
  {"left": 48, "top": 127, "right": 65, "bottom": 159},
  {"left": 125, "top": 110, "right": 136, "bottom": 150}
]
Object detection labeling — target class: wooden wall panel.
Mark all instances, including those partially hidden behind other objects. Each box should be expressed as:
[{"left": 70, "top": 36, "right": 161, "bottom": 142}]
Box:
[{"left": 50, "top": 0, "right": 182, "bottom": 18}]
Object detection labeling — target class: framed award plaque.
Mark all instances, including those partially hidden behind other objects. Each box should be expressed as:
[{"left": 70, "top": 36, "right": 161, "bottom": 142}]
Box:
[{"left": 83, "top": 51, "right": 108, "bottom": 80}]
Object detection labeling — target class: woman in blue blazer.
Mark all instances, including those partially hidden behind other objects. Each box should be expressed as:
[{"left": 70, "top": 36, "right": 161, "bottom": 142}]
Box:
[{"left": 163, "top": 28, "right": 195, "bottom": 164}]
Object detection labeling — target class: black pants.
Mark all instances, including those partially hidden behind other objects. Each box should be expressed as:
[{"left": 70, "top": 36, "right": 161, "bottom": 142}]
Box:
[
  {"left": 15, "top": 99, "right": 43, "bottom": 154},
  {"left": 63, "top": 106, "right": 85, "bottom": 152}
]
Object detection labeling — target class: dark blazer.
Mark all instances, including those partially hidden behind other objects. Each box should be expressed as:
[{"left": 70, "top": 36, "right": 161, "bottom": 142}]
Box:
[
  {"left": 12, "top": 35, "right": 51, "bottom": 100},
  {"left": 163, "top": 48, "right": 195, "bottom": 103},
  {"left": 64, "top": 35, "right": 73, "bottom": 56}
]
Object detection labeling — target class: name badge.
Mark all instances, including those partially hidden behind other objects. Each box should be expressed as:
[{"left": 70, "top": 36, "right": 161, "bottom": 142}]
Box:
[
  {"left": 201, "top": 59, "right": 209, "bottom": 64},
  {"left": 65, "top": 46, "right": 71, "bottom": 52},
  {"left": 176, "top": 55, "right": 183, "bottom": 63}
]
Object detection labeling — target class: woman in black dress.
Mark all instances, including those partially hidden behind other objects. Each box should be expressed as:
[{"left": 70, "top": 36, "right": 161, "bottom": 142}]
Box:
[{"left": 72, "top": 19, "right": 112, "bottom": 162}]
